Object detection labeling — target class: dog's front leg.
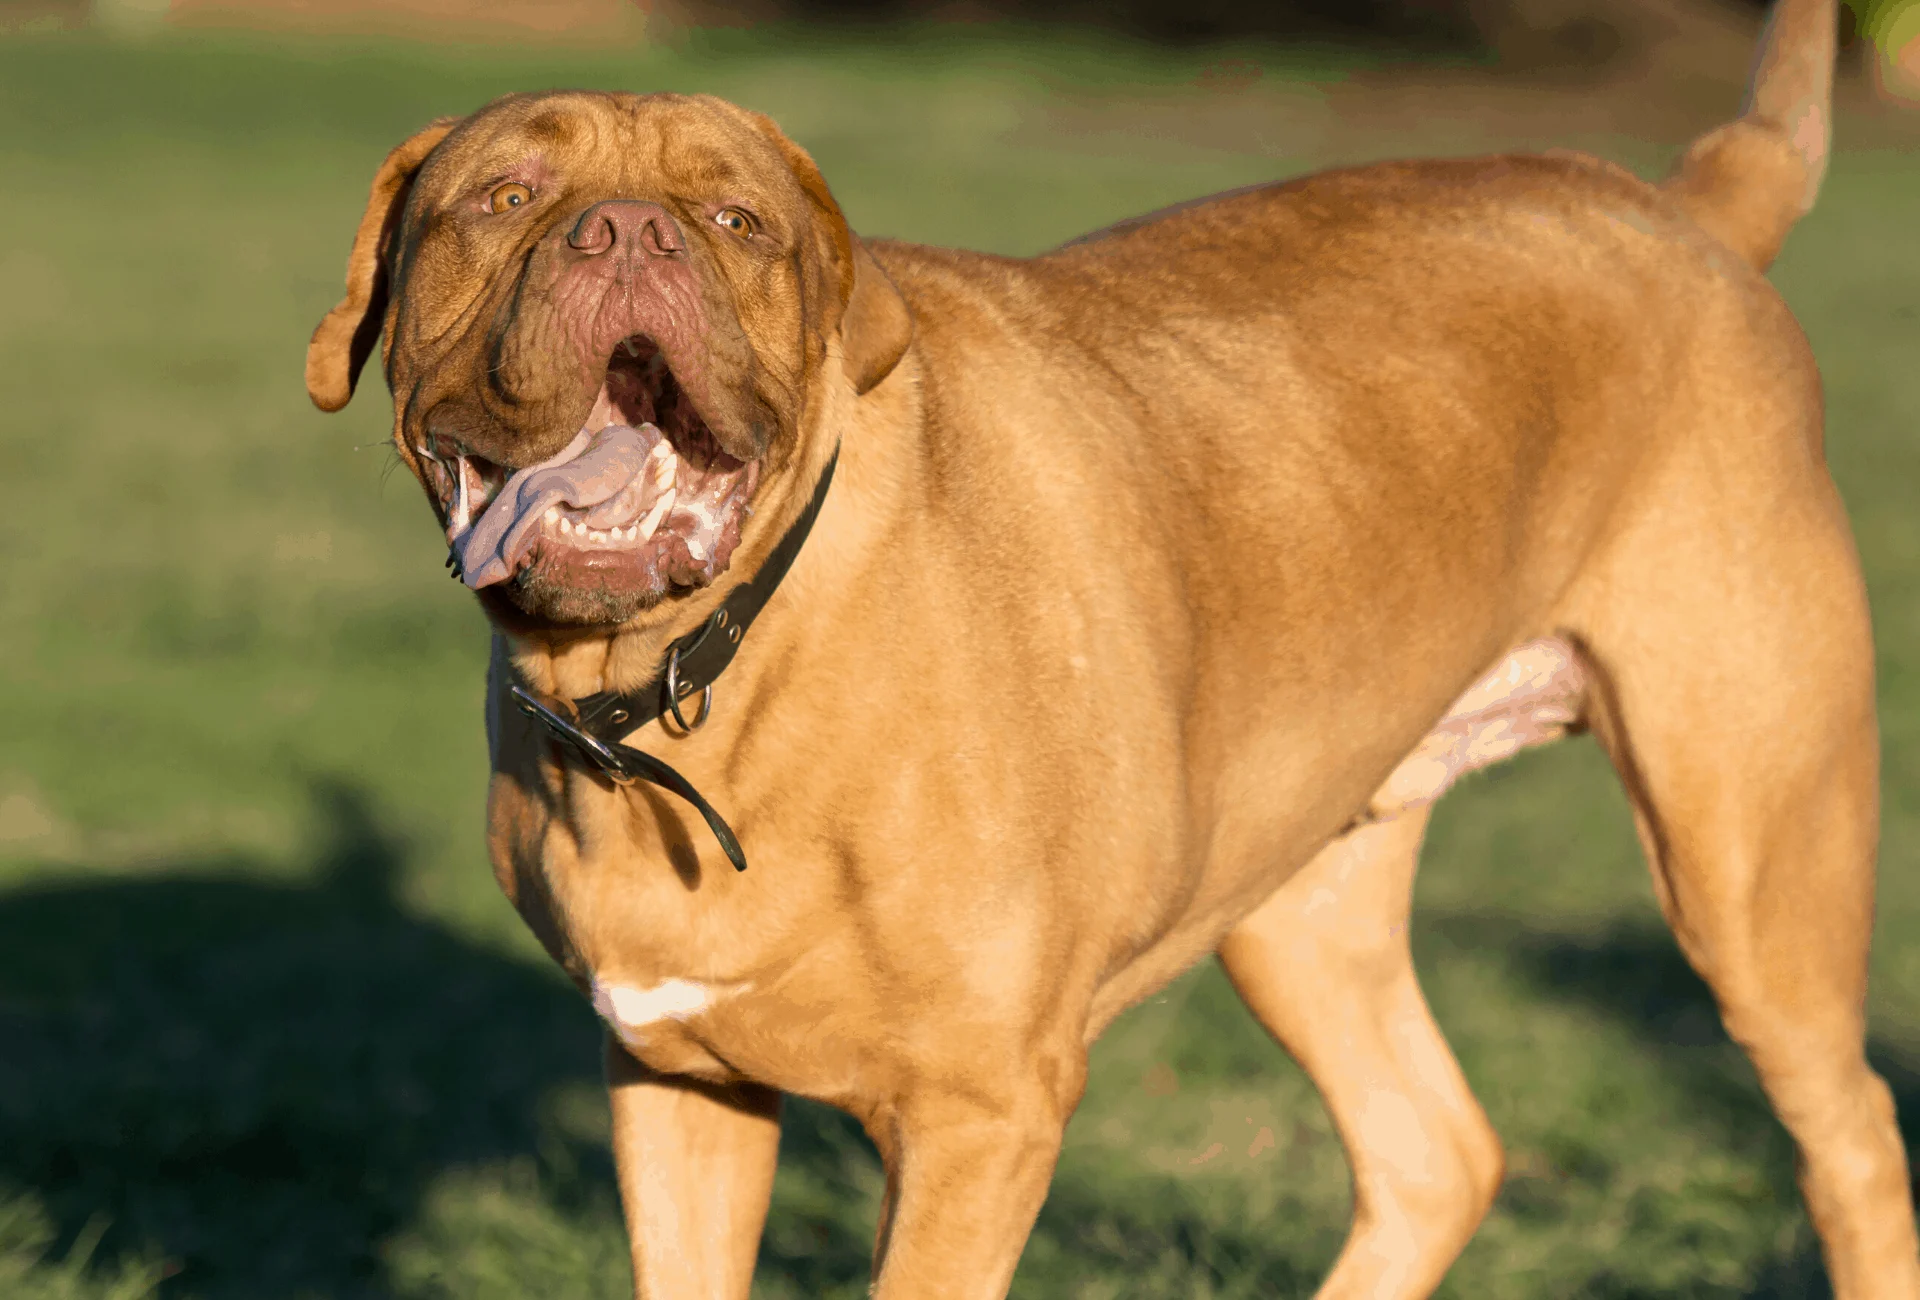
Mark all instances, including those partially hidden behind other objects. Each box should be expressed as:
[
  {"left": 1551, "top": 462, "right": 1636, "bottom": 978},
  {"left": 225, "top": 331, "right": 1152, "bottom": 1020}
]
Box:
[
  {"left": 605, "top": 1038, "right": 781, "bottom": 1299},
  {"left": 867, "top": 1075, "right": 1080, "bottom": 1299}
]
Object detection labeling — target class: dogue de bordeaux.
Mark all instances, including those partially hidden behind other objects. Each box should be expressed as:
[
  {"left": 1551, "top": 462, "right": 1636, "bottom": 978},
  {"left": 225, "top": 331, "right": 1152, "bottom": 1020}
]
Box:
[{"left": 306, "top": 0, "right": 1920, "bottom": 1293}]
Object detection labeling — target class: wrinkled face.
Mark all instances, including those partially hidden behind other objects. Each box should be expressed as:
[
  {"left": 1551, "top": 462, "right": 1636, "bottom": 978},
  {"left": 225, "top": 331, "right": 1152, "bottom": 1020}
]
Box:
[{"left": 372, "top": 93, "right": 850, "bottom": 625}]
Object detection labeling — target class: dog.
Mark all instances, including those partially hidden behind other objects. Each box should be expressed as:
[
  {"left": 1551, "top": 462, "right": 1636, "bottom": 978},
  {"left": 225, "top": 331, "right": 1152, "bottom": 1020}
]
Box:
[{"left": 306, "top": 0, "right": 1919, "bottom": 1293}]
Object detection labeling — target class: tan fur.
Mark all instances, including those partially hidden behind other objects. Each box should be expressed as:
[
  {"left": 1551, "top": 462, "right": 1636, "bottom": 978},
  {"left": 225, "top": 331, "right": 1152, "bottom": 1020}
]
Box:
[
  {"left": 1663, "top": 0, "right": 1834, "bottom": 268},
  {"left": 311, "top": 2, "right": 1918, "bottom": 1295}
]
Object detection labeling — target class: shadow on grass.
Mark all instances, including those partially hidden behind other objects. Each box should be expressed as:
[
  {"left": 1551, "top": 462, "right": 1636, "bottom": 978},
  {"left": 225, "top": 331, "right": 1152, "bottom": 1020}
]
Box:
[
  {"left": 15, "top": 780, "right": 1912, "bottom": 1297},
  {"left": 1425, "top": 911, "right": 1920, "bottom": 1300},
  {"left": 0, "top": 780, "right": 611, "bottom": 1298},
  {"left": 0, "top": 779, "right": 926, "bottom": 1299},
  {"left": 1027, "top": 1172, "right": 1329, "bottom": 1299}
]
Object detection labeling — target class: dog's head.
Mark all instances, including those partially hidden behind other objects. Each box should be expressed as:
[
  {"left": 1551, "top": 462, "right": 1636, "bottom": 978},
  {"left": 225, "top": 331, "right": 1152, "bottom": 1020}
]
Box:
[{"left": 307, "top": 92, "right": 912, "bottom": 627}]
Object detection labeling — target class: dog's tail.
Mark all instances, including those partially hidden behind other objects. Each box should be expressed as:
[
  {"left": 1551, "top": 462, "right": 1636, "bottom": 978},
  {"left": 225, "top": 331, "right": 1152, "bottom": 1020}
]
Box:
[{"left": 1662, "top": 0, "right": 1836, "bottom": 270}]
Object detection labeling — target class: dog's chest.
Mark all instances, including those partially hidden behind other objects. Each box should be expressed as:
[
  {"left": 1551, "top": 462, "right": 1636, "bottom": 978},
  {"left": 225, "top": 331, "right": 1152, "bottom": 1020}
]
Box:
[
  {"left": 549, "top": 880, "right": 769, "bottom": 1081},
  {"left": 575, "top": 954, "right": 872, "bottom": 1094},
  {"left": 587, "top": 974, "right": 745, "bottom": 1078},
  {"left": 496, "top": 792, "right": 878, "bottom": 1093}
]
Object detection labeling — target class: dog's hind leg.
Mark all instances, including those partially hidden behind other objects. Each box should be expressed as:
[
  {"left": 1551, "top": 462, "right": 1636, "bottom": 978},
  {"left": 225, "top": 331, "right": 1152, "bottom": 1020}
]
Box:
[
  {"left": 1219, "top": 807, "right": 1503, "bottom": 1298},
  {"left": 1569, "top": 471, "right": 1920, "bottom": 1296}
]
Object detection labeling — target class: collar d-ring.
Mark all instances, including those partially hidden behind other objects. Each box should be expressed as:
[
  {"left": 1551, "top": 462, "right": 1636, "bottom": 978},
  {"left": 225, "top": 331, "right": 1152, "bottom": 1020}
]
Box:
[
  {"left": 664, "top": 643, "right": 712, "bottom": 732},
  {"left": 514, "top": 448, "right": 839, "bottom": 873}
]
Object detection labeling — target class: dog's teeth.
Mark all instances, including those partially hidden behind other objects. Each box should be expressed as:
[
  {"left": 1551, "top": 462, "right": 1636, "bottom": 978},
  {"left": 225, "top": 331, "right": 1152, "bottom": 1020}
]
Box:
[
  {"left": 559, "top": 517, "right": 574, "bottom": 535},
  {"left": 686, "top": 534, "right": 707, "bottom": 561},
  {"left": 590, "top": 530, "right": 608, "bottom": 543},
  {"left": 637, "top": 490, "right": 676, "bottom": 542},
  {"left": 452, "top": 455, "right": 472, "bottom": 530},
  {"left": 545, "top": 507, "right": 559, "bottom": 524}
]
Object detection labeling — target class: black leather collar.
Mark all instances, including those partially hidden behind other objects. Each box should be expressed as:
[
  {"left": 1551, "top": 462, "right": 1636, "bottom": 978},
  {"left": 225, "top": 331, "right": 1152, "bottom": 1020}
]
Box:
[{"left": 506, "top": 448, "right": 839, "bottom": 873}]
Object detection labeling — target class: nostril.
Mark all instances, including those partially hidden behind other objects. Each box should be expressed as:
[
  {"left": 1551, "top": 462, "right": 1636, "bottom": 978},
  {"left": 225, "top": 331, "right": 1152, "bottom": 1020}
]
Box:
[
  {"left": 641, "top": 218, "right": 684, "bottom": 258},
  {"left": 568, "top": 212, "right": 617, "bottom": 255}
]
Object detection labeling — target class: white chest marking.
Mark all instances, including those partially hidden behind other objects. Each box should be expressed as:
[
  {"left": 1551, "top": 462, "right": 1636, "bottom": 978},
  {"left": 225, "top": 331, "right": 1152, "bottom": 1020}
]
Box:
[{"left": 592, "top": 978, "right": 732, "bottom": 1047}]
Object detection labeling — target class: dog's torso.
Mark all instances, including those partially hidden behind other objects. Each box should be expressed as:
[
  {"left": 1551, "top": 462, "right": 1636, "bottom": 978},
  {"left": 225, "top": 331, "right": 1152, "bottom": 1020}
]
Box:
[{"left": 482, "top": 149, "right": 1812, "bottom": 1122}]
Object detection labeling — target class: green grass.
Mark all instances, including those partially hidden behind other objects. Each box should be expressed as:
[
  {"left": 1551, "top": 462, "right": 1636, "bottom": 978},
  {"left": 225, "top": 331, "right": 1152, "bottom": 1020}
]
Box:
[{"left": 2, "top": 21, "right": 1918, "bottom": 1299}]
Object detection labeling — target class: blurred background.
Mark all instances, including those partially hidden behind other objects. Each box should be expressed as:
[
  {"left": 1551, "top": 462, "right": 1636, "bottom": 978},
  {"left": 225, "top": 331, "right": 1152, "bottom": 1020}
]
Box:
[{"left": 1, "top": 1, "right": 1917, "bottom": 1296}]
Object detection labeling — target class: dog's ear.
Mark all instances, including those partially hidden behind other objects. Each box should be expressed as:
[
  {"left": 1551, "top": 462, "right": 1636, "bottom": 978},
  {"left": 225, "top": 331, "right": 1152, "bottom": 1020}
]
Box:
[
  {"left": 742, "top": 111, "right": 913, "bottom": 395},
  {"left": 306, "top": 119, "right": 459, "bottom": 413},
  {"left": 837, "top": 239, "right": 914, "bottom": 396}
]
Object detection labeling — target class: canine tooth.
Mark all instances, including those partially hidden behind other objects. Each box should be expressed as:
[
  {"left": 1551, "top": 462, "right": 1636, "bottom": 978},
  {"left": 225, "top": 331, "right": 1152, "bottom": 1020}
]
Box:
[
  {"left": 451, "top": 457, "right": 473, "bottom": 532},
  {"left": 637, "top": 489, "right": 676, "bottom": 541},
  {"left": 652, "top": 454, "right": 676, "bottom": 489},
  {"left": 686, "top": 534, "right": 707, "bottom": 561},
  {"left": 545, "top": 507, "right": 559, "bottom": 524}
]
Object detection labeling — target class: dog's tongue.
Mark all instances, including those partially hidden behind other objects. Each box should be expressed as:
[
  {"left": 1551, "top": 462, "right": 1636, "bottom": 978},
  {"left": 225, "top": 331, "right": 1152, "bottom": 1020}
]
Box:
[{"left": 454, "top": 424, "right": 659, "bottom": 589}]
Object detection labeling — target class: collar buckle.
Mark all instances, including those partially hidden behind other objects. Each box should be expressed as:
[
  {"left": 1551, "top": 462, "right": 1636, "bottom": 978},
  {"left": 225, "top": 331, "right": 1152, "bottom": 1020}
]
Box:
[{"left": 509, "top": 683, "right": 637, "bottom": 786}]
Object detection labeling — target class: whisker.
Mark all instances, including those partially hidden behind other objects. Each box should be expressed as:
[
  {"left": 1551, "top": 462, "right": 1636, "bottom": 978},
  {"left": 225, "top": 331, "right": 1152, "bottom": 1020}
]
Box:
[{"left": 377, "top": 445, "right": 409, "bottom": 492}]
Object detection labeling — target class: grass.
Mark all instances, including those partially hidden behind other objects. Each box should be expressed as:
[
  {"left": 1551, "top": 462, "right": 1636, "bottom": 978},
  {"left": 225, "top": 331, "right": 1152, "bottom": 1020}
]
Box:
[{"left": 1, "top": 19, "right": 1918, "bottom": 1299}]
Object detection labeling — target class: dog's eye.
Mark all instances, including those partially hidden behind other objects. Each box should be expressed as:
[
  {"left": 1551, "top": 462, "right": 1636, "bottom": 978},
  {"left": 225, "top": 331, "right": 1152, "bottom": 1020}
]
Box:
[
  {"left": 714, "top": 207, "right": 756, "bottom": 238},
  {"left": 487, "top": 183, "right": 533, "bottom": 214}
]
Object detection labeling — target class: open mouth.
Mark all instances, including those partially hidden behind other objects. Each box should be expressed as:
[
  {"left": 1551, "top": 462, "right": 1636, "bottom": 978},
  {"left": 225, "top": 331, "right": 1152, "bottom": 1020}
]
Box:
[{"left": 424, "top": 335, "right": 761, "bottom": 603}]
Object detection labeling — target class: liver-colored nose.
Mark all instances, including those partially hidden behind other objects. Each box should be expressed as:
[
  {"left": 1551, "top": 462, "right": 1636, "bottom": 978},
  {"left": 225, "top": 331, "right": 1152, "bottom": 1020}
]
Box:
[{"left": 566, "top": 200, "right": 686, "bottom": 258}]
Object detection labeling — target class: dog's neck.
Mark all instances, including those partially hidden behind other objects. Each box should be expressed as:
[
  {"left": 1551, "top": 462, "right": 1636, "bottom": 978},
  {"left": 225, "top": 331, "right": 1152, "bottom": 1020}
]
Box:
[{"left": 496, "top": 347, "right": 924, "bottom": 706}]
